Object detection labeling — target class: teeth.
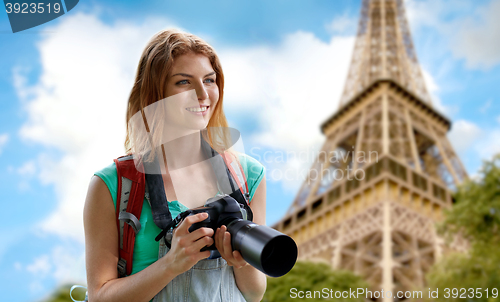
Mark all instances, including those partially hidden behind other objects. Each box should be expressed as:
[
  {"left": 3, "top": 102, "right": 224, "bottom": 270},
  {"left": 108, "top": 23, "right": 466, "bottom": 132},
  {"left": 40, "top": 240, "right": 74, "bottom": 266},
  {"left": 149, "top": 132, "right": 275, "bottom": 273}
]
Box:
[{"left": 186, "top": 106, "right": 208, "bottom": 112}]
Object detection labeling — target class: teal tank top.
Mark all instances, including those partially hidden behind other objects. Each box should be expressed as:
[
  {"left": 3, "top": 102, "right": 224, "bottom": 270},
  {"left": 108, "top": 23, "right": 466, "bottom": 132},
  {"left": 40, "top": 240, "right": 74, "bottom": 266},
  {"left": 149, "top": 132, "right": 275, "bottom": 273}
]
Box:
[{"left": 94, "top": 153, "right": 265, "bottom": 275}]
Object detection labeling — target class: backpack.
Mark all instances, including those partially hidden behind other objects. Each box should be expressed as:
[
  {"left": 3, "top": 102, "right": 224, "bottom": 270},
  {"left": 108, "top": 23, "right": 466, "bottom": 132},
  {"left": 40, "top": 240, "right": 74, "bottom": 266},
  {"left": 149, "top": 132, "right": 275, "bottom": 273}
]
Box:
[{"left": 114, "top": 147, "right": 251, "bottom": 277}]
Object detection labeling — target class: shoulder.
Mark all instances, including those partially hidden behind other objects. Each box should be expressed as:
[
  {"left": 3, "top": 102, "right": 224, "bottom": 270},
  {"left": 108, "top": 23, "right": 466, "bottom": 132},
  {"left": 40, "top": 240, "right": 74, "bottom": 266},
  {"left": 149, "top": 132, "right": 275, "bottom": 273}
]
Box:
[
  {"left": 235, "top": 152, "right": 265, "bottom": 202},
  {"left": 95, "top": 161, "right": 117, "bottom": 179},
  {"left": 236, "top": 152, "right": 266, "bottom": 180},
  {"left": 93, "top": 161, "right": 118, "bottom": 206}
]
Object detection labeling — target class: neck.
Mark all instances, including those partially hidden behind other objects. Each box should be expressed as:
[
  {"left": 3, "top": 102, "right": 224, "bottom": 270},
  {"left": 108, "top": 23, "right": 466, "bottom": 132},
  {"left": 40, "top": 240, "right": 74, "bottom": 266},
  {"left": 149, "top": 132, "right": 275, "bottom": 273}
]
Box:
[{"left": 161, "top": 129, "right": 205, "bottom": 171}]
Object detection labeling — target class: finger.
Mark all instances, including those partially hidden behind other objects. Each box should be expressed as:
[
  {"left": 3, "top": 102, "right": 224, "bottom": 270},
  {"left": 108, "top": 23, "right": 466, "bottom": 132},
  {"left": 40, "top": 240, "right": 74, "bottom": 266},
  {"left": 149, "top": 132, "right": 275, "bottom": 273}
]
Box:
[
  {"left": 185, "top": 227, "right": 214, "bottom": 243},
  {"left": 214, "top": 227, "right": 229, "bottom": 258},
  {"left": 220, "top": 228, "right": 238, "bottom": 266},
  {"left": 175, "top": 213, "right": 208, "bottom": 235},
  {"left": 173, "top": 227, "right": 213, "bottom": 250},
  {"left": 189, "top": 235, "right": 214, "bottom": 254},
  {"left": 222, "top": 229, "right": 247, "bottom": 268},
  {"left": 232, "top": 250, "right": 248, "bottom": 268},
  {"left": 192, "top": 249, "right": 212, "bottom": 263},
  {"left": 200, "top": 250, "right": 212, "bottom": 261},
  {"left": 215, "top": 228, "right": 222, "bottom": 251},
  {"left": 223, "top": 229, "right": 233, "bottom": 257},
  {"left": 217, "top": 226, "right": 229, "bottom": 255},
  {"left": 217, "top": 227, "right": 225, "bottom": 252},
  {"left": 232, "top": 250, "right": 244, "bottom": 262}
]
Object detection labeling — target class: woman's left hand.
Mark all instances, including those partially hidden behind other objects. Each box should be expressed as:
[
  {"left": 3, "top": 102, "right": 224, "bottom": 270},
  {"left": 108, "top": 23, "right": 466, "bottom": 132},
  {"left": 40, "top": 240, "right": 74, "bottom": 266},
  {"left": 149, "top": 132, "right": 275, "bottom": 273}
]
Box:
[{"left": 215, "top": 225, "right": 249, "bottom": 269}]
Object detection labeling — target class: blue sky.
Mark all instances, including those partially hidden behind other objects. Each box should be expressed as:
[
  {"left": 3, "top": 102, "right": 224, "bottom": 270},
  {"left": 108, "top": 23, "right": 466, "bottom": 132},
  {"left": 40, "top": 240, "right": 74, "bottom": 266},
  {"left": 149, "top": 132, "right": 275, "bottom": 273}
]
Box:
[{"left": 1, "top": 0, "right": 499, "bottom": 301}]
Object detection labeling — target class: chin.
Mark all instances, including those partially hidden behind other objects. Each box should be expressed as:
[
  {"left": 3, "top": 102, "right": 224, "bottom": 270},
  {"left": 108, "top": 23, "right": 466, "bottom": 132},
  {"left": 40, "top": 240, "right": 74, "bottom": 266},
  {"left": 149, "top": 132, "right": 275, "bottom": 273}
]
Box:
[{"left": 187, "top": 121, "right": 209, "bottom": 131}]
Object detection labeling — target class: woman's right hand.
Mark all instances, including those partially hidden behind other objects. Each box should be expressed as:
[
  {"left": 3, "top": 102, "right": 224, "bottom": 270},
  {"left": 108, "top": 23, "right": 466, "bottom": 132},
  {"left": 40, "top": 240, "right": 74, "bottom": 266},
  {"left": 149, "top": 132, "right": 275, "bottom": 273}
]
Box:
[{"left": 163, "top": 212, "right": 214, "bottom": 275}]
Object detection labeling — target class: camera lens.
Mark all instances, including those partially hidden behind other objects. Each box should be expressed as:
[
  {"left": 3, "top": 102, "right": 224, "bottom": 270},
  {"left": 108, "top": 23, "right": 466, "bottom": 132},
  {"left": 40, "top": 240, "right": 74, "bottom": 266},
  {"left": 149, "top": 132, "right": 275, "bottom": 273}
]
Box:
[{"left": 227, "top": 220, "right": 297, "bottom": 277}]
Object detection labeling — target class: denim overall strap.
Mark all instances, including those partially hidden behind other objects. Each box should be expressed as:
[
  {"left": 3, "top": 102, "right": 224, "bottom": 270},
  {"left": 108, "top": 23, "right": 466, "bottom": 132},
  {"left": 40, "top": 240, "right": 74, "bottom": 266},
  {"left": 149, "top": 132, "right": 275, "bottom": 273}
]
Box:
[{"left": 153, "top": 237, "right": 247, "bottom": 302}]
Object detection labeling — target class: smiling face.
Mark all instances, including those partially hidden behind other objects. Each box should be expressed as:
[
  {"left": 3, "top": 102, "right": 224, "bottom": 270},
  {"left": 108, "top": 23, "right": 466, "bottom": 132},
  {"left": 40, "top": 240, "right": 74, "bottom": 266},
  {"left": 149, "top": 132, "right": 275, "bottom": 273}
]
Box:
[
  {"left": 125, "top": 30, "right": 230, "bottom": 155},
  {"left": 163, "top": 52, "right": 220, "bottom": 131}
]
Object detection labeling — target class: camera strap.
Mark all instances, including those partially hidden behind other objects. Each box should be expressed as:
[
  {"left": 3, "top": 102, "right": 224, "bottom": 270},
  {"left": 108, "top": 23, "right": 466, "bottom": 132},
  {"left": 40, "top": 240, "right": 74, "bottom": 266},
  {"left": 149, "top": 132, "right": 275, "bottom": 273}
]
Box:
[
  {"left": 143, "top": 157, "right": 172, "bottom": 230},
  {"left": 154, "top": 210, "right": 192, "bottom": 242}
]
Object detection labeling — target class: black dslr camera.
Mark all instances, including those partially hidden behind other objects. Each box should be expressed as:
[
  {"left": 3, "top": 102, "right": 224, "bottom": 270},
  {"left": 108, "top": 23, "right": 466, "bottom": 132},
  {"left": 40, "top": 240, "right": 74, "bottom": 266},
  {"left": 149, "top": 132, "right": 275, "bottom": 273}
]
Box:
[{"left": 180, "top": 195, "right": 297, "bottom": 277}]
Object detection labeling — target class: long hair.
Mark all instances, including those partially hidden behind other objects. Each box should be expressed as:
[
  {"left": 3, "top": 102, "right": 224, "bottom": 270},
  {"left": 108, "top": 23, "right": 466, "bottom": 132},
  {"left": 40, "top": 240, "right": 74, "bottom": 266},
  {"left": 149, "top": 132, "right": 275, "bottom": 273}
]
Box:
[{"left": 124, "top": 29, "right": 232, "bottom": 160}]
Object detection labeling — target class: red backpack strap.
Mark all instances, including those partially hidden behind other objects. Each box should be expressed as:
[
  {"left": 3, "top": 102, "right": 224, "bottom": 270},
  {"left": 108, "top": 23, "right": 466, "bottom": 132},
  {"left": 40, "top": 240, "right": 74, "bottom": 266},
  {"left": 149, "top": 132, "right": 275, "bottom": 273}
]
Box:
[
  {"left": 114, "top": 155, "right": 146, "bottom": 277},
  {"left": 221, "top": 151, "right": 249, "bottom": 204}
]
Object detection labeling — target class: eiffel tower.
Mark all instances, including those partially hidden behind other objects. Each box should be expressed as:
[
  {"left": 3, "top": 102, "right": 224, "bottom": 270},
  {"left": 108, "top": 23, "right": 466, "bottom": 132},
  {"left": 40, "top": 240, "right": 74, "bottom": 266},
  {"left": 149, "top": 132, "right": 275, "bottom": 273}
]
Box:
[{"left": 273, "top": 0, "right": 468, "bottom": 300}]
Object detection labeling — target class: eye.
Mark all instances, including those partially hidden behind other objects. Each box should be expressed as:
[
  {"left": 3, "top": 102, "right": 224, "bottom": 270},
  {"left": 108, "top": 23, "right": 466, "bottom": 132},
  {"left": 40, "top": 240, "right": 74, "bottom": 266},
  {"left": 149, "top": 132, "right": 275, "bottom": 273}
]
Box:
[
  {"left": 204, "top": 78, "right": 215, "bottom": 84},
  {"left": 176, "top": 79, "right": 189, "bottom": 85}
]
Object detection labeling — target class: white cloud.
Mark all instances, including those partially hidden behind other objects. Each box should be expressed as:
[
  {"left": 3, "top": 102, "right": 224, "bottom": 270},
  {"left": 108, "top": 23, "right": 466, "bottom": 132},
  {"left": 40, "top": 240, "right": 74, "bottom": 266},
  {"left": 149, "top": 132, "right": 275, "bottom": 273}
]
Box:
[
  {"left": 448, "top": 119, "right": 500, "bottom": 166},
  {"left": 51, "top": 245, "right": 86, "bottom": 283},
  {"left": 422, "top": 68, "right": 439, "bottom": 95},
  {"left": 452, "top": 0, "right": 500, "bottom": 69},
  {"left": 23, "top": 245, "right": 86, "bottom": 294},
  {"left": 476, "top": 129, "right": 500, "bottom": 160},
  {"left": 16, "top": 161, "right": 37, "bottom": 191},
  {"left": 421, "top": 68, "right": 452, "bottom": 115},
  {"left": 17, "top": 160, "right": 36, "bottom": 176},
  {"left": 325, "top": 13, "right": 357, "bottom": 35},
  {"left": 26, "top": 254, "right": 51, "bottom": 277},
  {"left": 406, "top": 0, "right": 474, "bottom": 34},
  {"left": 0, "top": 133, "right": 9, "bottom": 155},
  {"left": 406, "top": 0, "right": 500, "bottom": 70},
  {"left": 405, "top": 0, "right": 439, "bottom": 29},
  {"left": 448, "top": 119, "right": 482, "bottom": 156}
]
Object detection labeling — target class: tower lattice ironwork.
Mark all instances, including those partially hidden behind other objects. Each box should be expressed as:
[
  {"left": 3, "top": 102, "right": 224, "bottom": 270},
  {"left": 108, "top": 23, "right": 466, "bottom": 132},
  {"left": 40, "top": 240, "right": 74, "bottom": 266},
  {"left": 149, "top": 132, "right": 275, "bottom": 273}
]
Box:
[{"left": 273, "top": 0, "right": 467, "bottom": 300}]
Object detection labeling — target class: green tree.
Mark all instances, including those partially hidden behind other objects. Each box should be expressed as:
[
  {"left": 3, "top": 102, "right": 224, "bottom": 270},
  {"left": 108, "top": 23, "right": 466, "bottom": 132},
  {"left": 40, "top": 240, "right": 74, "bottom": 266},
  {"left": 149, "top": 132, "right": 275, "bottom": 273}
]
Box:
[
  {"left": 425, "top": 155, "right": 500, "bottom": 302},
  {"left": 263, "top": 261, "right": 369, "bottom": 302}
]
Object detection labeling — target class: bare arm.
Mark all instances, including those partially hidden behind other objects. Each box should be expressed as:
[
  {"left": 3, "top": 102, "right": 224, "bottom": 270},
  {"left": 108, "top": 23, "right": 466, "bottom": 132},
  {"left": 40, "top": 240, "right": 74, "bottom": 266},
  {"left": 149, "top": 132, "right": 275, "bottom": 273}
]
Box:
[
  {"left": 215, "top": 176, "right": 267, "bottom": 302},
  {"left": 84, "top": 176, "right": 213, "bottom": 302}
]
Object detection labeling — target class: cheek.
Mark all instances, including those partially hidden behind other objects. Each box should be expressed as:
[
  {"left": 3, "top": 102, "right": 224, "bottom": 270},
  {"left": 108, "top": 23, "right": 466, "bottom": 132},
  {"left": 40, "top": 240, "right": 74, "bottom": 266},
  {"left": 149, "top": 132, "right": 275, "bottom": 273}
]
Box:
[
  {"left": 207, "top": 90, "right": 219, "bottom": 120},
  {"left": 209, "top": 88, "right": 219, "bottom": 105}
]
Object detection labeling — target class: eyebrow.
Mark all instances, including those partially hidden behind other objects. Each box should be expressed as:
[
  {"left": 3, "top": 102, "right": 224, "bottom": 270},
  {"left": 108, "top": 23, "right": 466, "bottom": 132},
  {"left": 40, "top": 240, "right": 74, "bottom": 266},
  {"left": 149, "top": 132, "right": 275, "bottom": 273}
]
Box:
[{"left": 171, "top": 71, "right": 216, "bottom": 78}]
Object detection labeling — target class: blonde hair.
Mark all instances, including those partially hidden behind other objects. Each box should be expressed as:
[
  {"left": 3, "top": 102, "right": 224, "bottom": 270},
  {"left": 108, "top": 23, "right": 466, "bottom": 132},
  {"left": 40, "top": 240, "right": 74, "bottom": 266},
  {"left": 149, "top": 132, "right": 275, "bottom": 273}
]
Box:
[{"left": 124, "top": 29, "right": 232, "bottom": 160}]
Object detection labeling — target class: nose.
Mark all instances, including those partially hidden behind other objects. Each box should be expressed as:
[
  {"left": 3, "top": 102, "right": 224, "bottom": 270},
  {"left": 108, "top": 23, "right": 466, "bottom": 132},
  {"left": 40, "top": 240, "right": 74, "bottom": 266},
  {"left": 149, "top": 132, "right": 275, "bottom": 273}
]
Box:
[{"left": 195, "top": 83, "right": 209, "bottom": 101}]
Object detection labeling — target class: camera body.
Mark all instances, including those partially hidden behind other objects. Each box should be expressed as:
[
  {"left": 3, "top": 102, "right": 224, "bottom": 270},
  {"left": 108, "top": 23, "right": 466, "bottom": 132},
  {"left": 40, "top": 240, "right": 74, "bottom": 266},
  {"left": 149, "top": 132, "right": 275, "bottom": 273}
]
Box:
[{"left": 187, "top": 194, "right": 248, "bottom": 251}]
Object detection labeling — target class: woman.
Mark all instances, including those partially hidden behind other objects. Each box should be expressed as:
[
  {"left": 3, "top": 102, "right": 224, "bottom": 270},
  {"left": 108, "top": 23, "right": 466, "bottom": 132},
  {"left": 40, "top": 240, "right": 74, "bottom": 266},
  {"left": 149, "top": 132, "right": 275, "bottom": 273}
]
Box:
[{"left": 84, "top": 29, "right": 267, "bottom": 302}]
